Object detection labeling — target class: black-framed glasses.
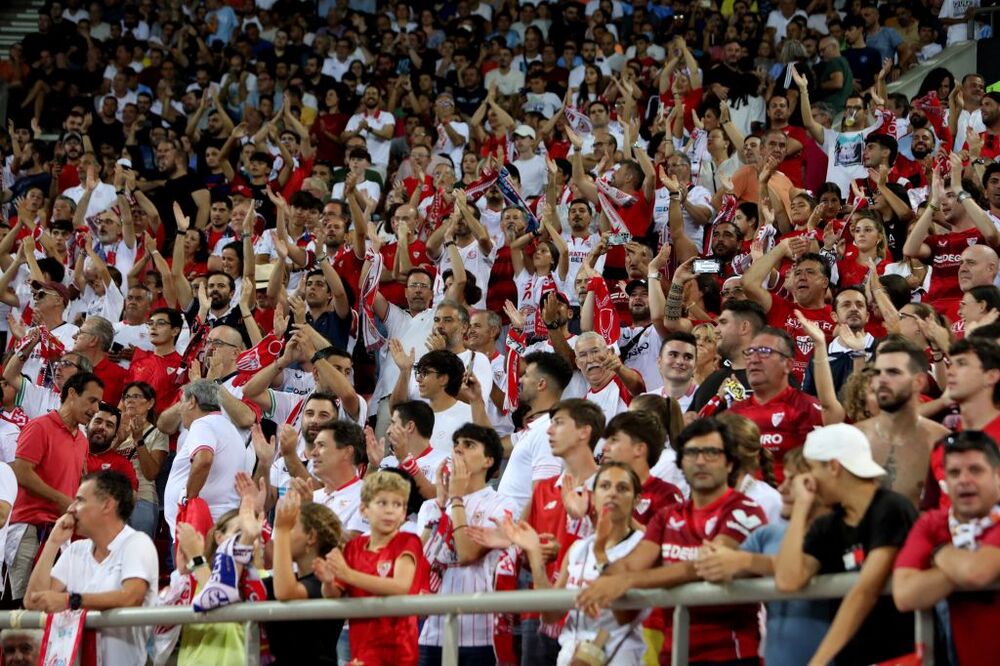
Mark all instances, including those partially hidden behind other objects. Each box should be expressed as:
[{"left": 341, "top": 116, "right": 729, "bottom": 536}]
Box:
[
  {"left": 53, "top": 360, "right": 80, "bottom": 370},
  {"left": 205, "top": 339, "right": 239, "bottom": 349},
  {"left": 742, "top": 346, "right": 792, "bottom": 360},
  {"left": 414, "top": 368, "right": 440, "bottom": 379},
  {"left": 146, "top": 319, "right": 172, "bottom": 328},
  {"left": 123, "top": 393, "right": 148, "bottom": 401},
  {"left": 681, "top": 446, "right": 727, "bottom": 461}
]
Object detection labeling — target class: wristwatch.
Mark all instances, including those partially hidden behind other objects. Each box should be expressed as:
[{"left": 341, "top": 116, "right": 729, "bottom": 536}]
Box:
[
  {"left": 956, "top": 190, "right": 973, "bottom": 204},
  {"left": 188, "top": 555, "right": 208, "bottom": 571},
  {"left": 68, "top": 592, "right": 83, "bottom": 610}
]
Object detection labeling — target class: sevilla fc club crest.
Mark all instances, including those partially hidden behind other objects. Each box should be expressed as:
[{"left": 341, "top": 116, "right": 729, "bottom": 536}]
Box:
[
  {"left": 377, "top": 561, "right": 392, "bottom": 578},
  {"left": 968, "top": 238, "right": 979, "bottom": 246},
  {"left": 636, "top": 498, "right": 651, "bottom": 515},
  {"left": 795, "top": 335, "right": 814, "bottom": 355},
  {"left": 771, "top": 411, "right": 785, "bottom": 427}
]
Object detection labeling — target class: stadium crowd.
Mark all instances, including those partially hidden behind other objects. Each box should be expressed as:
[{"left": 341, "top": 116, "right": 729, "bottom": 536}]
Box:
[{"left": 0, "top": 0, "right": 999, "bottom": 663}]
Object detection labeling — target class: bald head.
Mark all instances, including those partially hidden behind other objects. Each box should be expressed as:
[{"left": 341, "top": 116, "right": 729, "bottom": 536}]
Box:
[{"left": 959, "top": 244, "right": 999, "bottom": 291}]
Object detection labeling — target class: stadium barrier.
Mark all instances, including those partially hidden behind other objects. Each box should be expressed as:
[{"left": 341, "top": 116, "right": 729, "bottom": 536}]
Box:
[{"left": 0, "top": 573, "right": 937, "bottom": 665}]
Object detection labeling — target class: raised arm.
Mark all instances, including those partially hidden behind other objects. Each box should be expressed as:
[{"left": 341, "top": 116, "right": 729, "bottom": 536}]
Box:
[{"left": 792, "top": 66, "right": 824, "bottom": 144}]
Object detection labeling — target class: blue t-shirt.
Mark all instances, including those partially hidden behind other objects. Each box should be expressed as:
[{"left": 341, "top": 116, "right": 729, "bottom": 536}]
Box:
[
  {"left": 741, "top": 522, "right": 832, "bottom": 666},
  {"left": 866, "top": 27, "right": 903, "bottom": 62}
]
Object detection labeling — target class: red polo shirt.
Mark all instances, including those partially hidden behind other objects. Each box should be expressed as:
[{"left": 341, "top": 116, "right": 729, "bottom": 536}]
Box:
[{"left": 10, "top": 411, "right": 88, "bottom": 525}]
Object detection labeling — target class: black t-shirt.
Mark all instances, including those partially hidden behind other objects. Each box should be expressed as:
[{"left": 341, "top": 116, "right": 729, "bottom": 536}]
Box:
[
  {"left": 263, "top": 573, "right": 341, "bottom": 665},
  {"left": 803, "top": 487, "right": 917, "bottom": 665},
  {"left": 151, "top": 172, "right": 208, "bottom": 253}
]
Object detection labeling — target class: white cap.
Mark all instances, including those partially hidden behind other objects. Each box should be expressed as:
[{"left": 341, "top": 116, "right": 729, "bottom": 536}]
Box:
[
  {"left": 513, "top": 124, "right": 536, "bottom": 139},
  {"left": 804, "top": 424, "right": 886, "bottom": 479}
]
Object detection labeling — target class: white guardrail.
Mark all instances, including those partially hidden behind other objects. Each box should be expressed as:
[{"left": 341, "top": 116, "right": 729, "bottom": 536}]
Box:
[{"left": 0, "top": 573, "right": 940, "bottom": 666}]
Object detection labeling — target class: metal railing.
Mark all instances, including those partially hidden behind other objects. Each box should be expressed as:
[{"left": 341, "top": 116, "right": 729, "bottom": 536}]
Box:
[{"left": 0, "top": 572, "right": 942, "bottom": 666}]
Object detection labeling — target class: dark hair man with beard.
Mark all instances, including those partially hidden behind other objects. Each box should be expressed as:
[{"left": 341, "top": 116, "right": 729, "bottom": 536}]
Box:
[{"left": 854, "top": 339, "right": 950, "bottom": 505}]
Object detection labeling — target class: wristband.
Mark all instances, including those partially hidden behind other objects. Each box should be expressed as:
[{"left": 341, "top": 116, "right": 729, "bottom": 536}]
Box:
[
  {"left": 310, "top": 346, "right": 337, "bottom": 364},
  {"left": 188, "top": 555, "right": 208, "bottom": 571},
  {"left": 647, "top": 273, "right": 660, "bottom": 280},
  {"left": 69, "top": 592, "right": 83, "bottom": 611},
  {"left": 399, "top": 455, "right": 420, "bottom": 476}
]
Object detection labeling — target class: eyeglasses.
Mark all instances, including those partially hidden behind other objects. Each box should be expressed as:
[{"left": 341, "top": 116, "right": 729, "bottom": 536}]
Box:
[
  {"left": 32, "top": 290, "right": 57, "bottom": 300},
  {"left": 205, "top": 339, "right": 240, "bottom": 349},
  {"left": 681, "top": 446, "right": 727, "bottom": 461},
  {"left": 742, "top": 346, "right": 791, "bottom": 359},
  {"left": 123, "top": 393, "right": 147, "bottom": 400},
  {"left": 146, "top": 319, "right": 172, "bottom": 328},
  {"left": 407, "top": 282, "right": 431, "bottom": 290},
  {"left": 53, "top": 360, "right": 80, "bottom": 370},
  {"left": 414, "top": 368, "right": 440, "bottom": 379}
]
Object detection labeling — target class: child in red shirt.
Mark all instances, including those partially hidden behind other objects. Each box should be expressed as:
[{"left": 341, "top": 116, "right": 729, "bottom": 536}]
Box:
[{"left": 316, "top": 471, "right": 429, "bottom": 666}]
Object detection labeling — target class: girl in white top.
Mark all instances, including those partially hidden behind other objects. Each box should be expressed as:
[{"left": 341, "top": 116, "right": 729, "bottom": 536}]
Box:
[
  {"left": 717, "top": 412, "right": 783, "bottom": 525},
  {"left": 510, "top": 212, "right": 570, "bottom": 338},
  {"left": 503, "top": 462, "right": 649, "bottom": 666}
]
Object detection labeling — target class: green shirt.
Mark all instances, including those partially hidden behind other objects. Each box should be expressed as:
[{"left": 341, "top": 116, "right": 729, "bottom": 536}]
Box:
[{"left": 817, "top": 56, "right": 854, "bottom": 114}]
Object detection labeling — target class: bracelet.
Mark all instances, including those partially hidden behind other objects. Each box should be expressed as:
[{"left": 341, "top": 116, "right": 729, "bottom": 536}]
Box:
[
  {"left": 452, "top": 524, "right": 467, "bottom": 532},
  {"left": 647, "top": 273, "right": 660, "bottom": 280},
  {"left": 444, "top": 241, "right": 456, "bottom": 247},
  {"left": 927, "top": 202, "right": 940, "bottom": 212},
  {"left": 449, "top": 497, "right": 465, "bottom": 507}
]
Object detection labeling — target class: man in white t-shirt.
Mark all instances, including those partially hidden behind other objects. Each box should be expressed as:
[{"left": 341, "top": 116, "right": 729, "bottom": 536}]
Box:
[
  {"left": 16, "top": 281, "right": 79, "bottom": 390},
  {"left": 645, "top": 332, "right": 700, "bottom": 412},
  {"left": 937, "top": 0, "right": 980, "bottom": 46},
  {"left": 432, "top": 93, "right": 470, "bottom": 170},
  {"left": 163, "top": 380, "right": 256, "bottom": 537},
  {"left": 575, "top": 332, "right": 642, "bottom": 427},
  {"left": 512, "top": 125, "right": 547, "bottom": 198},
  {"left": 374, "top": 400, "right": 449, "bottom": 501},
  {"left": 25, "top": 470, "right": 157, "bottom": 666},
  {"left": 310, "top": 419, "right": 367, "bottom": 536},
  {"left": 343, "top": 85, "right": 396, "bottom": 170},
  {"left": 484, "top": 46, "right": 525, "bottom": 95},
  {"left": 615, "top": 279, "right": 663, "bottom": 392},
  {"left": 497, "top": 351, "right": 572, "bottom": 512},
  {"left": 426, "top": 203, "right": 495, "bottom": 309},
  {"left": 392, "top": 348, "right": 481, "bottom": 453}
]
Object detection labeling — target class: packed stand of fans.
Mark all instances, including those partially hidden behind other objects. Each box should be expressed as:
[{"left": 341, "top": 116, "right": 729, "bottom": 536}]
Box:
[{"left": 0, "top": 0, "right": 1000, "bottom": 664}]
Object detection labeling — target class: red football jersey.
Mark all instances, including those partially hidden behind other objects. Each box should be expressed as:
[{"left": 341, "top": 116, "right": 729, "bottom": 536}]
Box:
[
  {"left": 634, "top": 476, "right": 683, "bottom": 526},
  {"left": 87, "top": 450, "right": 138, "bottom": 490},
  {"left": 124, "top": 349, "right": 183, "bottom": 414},
  {"left": 526, "top": 474, "right": 593, "bottom": 580},
  {"left": 767, "top": 295, "right": 835, "bottom": 383},
  {"left": 644, "top": 489, "right": 766, "bottom": 663},
  {"left": 926, "top": 227, "right": 983, "bottom": 303},
  {"left": 730, "top": 386, "right": 824, "bottom": 483},
  {"left": 895, "top": 508, "right": 1000, "bottom": 666},
  {"left": 379, "top": 240, "right": 433, "bottom": 308},
  {"left": 342, "top": 531, "right": 429, "bottom": 665}
]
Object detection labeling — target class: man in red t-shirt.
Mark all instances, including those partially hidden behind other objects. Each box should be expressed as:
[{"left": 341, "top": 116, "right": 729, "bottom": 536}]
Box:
[
  {"left": 903, "top": 177, "right": 999, "bottom": 317},
  {"left": 768, "top": 94, "right": 810, "bottom": 187},
  {"left": 893, "top": 430, "right": 1000, "bottom": 666},
  {"left": 568, "top": 125, "right": 655, "bottom": 276},
  {"left": 602, "top": 411, "right": 683, "bottom": 525},
  {"left": 516, "top": 398, "right": 603, "bottom": 663},
  {"left": 85, "top": 404, "right": 138, "bottom": 491},
  {"left": 577, "top": 417, "right": 767, "bottom": 664},
  {"left": 743, "top": 241, "right": 835, "bottom": 382},
  {"left": 730, "top": 329, "right": 828, "bottom": 482},
  {"left": 8, "top": 373, "right": 104, "bottom": 601},
  {"left": 124, "top": 307, "right": 185, "bottom": 415}
]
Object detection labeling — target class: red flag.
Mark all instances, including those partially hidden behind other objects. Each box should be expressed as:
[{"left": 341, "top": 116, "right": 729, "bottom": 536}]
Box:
[
  {"left": 588, "top": 276, "right": 621, "bottom": 345},
  {"left": 236, "top": 332, "right": 285, "bottom": 373}
]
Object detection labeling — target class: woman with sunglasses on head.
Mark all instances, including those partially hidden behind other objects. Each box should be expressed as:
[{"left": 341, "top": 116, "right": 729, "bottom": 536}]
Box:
[
  {"left": 116, "top": 381, "right": 168, "bottom": 539},
  {"left": 503, "top": 461, "right": 649, "bottom": 666}
]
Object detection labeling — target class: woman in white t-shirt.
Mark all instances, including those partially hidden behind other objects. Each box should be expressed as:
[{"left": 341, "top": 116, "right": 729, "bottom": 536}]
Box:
[
  {"left": 510, "top": 216, "right": 570, "bottom": 338},
  {"left": 503, "top": 462, "right": 649, "bottom": 665}
]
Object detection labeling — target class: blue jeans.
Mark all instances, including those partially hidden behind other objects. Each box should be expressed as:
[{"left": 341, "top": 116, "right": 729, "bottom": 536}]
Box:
[
  {"left": 418, "top": 645, "right": 496, "bottom": 666},
  {"left": 128, "top": 499, "right": 158, "bottom": 539},
  {"left": 520, "top": 619, "right": 559, "bottom": 666}
]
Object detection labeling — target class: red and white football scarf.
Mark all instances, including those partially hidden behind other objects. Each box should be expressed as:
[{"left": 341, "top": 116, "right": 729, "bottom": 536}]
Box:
[
  {"left": 233, "top": 333, "right": 285, "bottom": 386},
  {"left": 588, "top": 276, "right": 621, "bottom": 345},
  {"left": 703, "top": 194, "right": 738, "bottom": 255},
  {"left": 564, "top": 105, "right": 593, "bottom": 136},
  {"left": 596, "top": 177, "right": 635, "bottom": 235},
  {"left": 465, "top": 166, "right": 499, "bottom": 201},
  {"left": 361, "top": 246, "right": 386, "bottom": 351},
  {"left": 504, "top": 328, "right": 528, "bottom": 412}
]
